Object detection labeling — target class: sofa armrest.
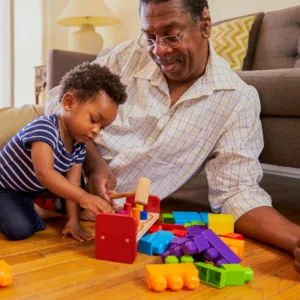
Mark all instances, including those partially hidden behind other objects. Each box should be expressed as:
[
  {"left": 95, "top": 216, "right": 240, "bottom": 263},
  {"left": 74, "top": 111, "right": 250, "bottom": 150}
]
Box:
[
  {"left": 237, "top": 68, "right": 300, "bottom": 117},
  {"left": 238, "top": 69, "right": 300, "bottom": 168},
  {"left": 0, "top": 104, "right": 44, "bottom": 150},
  {"left": 47, "top": 49, "right": 96, "bottom": 91}
]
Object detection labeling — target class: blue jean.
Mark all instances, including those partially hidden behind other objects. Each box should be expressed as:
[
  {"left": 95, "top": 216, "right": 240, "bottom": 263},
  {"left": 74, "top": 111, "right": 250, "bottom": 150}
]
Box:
[{"left": 0, "top": 189, "right": 46, "bottom": 240}]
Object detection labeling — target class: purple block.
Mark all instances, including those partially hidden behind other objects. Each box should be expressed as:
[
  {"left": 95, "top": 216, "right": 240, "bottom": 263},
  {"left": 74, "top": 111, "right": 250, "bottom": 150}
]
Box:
[
  {"left": 169, "top": 245, "right": 183, "bottom": 258},
  {"left": 204, "top": 247, "right": 219, "bottom": 261},
  {"left": 188, "top": 226, "right": 207, "bottom": 235},
  {"left": 201, "top": 229, "right": 241, "bottom": 264},
  {"left": 169, "top": 237, "right": 189, "bottom": 247},
  {"left": 182, "top": 240, "right": 198, "bottom": 255},
  {"left": 215, "top": 258, "right": 229, "bottom": 268},
  {"left": 161, "top": 249, "right": 172, "bottom": 263},
  {"left": 193, "top": 234, "right": 210, "bottom": 252}
]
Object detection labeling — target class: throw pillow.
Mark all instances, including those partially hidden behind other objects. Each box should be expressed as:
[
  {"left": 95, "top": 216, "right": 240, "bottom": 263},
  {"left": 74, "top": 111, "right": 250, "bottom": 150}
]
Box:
[{"left": 210, "top": 15, "right": 256, "bottom": 71}]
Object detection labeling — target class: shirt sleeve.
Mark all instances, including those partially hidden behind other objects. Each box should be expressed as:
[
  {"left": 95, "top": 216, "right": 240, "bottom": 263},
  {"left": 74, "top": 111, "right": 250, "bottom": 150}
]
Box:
[
  {"left": 20, "top": 118, "right": 59, "bottom": 150},
  {"left": 75, "top": 144, "right": 86, "bottom": 164},
  {"left": 205, "top": 86, "right": 272, "bottom": 221}
]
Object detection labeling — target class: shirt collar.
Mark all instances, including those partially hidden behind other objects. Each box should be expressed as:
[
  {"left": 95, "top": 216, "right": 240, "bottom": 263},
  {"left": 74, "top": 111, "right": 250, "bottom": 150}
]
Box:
[{"left": 133, "top": 43, "right": 238, "bottom": 94}]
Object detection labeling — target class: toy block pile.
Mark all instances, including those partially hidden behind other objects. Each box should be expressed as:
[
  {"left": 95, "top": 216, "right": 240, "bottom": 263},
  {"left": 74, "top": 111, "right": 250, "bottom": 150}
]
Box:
[{"left": 142, "top": 211, "right": 254, "bottom": 290}]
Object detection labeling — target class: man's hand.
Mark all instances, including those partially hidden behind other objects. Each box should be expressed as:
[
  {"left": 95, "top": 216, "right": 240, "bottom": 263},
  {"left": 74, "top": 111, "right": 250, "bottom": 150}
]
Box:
[
  {"left": 294, "top": 238, "right": 300, "bottom": 275},
  {"left": 79, "top": 192, "right": 113, "bottom": 215},
  {"left": 62, "top": 219, "right": 93, "bottom": 242}
]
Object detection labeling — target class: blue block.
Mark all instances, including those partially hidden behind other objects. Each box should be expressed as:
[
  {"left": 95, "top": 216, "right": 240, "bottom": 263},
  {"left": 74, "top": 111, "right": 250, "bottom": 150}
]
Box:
[
  {"left": 199, "top": 212, "right": 209, "bottom": 225},
  {"left": 138, "top": 230, "right": 174, "bottom": 255},
  {"left": 140, "top": 210, "right": 148, "bottom": 220},
  {"left": 172, "top": 212, "right": 189, "bottom": 225},
  {"left": 185, "top": 212, "right": 202, "bottom": 222}
]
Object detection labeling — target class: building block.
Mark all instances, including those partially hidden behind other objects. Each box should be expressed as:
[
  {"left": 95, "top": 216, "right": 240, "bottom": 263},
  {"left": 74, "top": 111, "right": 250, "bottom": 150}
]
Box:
[
  {"left": 95, "top": 213, "right": 138, "bottom": 264},
  {"left": 191, "top": 221, "right": 206, "bottom": 226},
  {"left": 199, "top": 212, "right": 209, "bottom": 225},
  {"left": 180, "top": 255, "right": 194, "bottom": 264},
  {"left": 165, "top": 256, "right": 179, "bottom": 264},
  {"left": 148, "top": 225, "right": 162, "bottom": 234},
  {"left": 124, "top": 202, "right": 132, "bottom": 215},
  {"left": 146, "top": 263, "right": 200, "bottom": 291},
  {"left": 221, "top": 233, "right": 244, "bottom": 240},
  {"left": 136, "top": 204, "right": 144, "bottom": 211},
  {"left": 221, "top": 264, "right": 254, "bottom": 286},
  {"left": 138, "top": 230, "right": 174, "bottom": 255},
  {"left": 0, "top": 260, "right": 13, "bottom": 287},
  {"left": 195, "top": 262, "right": 227, "bottom": 288},
  {"left": 208, "top": 214, "right": 234, "bottom": 235},
  {"left": 169, "top": 237, "right": 189, "bottom": 247},
  {"left": 185, "top": 212, "right": 202, "bottom": 222},
  {"left": 161, "top": 223, "right": 175, "bottom": 230},
  {"left": 220, "top": 237, "right": 244, "bottom": 258},
  {"left": 162, "top": 213, "right": 174, "bottom": 224},
  {"left": 117, "top": 210, "right": 126, "bottom": 214},
  {"left": 34, "top": 197, "right": 55, "bottom": 211},
  {"left": 182, "top": 234, "right": 210, "bottom": 256},
  {"left": 172, "top": 229, "right": 188, "bottom": 238},
  {"left": 202, "top": 229, "right": 241, "bottom": 265},
  {"left": 186, "top": 225, "right": 207, "bottom": 236},
  {"left": 172, "top": 212, "right": 189, "bottom": 225}
]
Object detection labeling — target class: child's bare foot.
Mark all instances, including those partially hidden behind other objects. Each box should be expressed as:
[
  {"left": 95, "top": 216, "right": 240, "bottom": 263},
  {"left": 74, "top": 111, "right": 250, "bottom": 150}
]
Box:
[
  {"left": 34, "top": 204, "right": 64, "bottom": 220},
  {"left": 80, "top": 209, "right": 96, "bottom": 222}
]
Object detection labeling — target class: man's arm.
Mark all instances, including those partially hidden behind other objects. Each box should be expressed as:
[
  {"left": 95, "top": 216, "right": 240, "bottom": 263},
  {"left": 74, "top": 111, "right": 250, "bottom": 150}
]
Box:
[{"left": 205, "top": 87, "right": 300, "bottom": 253}]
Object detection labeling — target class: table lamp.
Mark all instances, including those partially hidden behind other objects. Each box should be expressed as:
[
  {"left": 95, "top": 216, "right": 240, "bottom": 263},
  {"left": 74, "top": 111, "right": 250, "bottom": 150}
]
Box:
[{"left": 57, "top": 0, "right": 119, "bottom": 54}]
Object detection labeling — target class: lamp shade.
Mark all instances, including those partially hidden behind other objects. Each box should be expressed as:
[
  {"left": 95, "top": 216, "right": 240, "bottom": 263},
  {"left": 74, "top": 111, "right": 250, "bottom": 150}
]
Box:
[{"left": 57, "top": 0, "right": 119, "bottom": 27}]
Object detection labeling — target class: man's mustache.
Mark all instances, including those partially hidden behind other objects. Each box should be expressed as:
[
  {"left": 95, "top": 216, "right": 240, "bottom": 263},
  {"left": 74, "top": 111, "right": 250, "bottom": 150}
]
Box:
[{"left": 155, "top": 56, "right": 184, "bottom": 65}]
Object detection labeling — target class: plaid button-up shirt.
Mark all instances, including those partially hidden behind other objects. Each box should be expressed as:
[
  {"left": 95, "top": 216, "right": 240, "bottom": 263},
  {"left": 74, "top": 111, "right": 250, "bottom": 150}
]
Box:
[{"left": 45, "top": 40, "right": 272, "bottom": 221}]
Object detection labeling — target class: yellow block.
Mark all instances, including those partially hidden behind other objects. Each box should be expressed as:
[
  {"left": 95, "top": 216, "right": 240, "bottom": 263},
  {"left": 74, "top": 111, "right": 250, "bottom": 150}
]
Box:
[
  {"left": 208, "top": 214, "right": 234, "bottom": 235},
  {"left": 146, "top": 263, "right": 199, "bottom": 292},
  {"left": 135, "top": 204, "right": 144, "bottom": 211},
  {"left": 0, "top": 260, "right": 13, "bottom": 287},
  {"left": 220, "top": 237, "right": 245, "bottom": 258}
]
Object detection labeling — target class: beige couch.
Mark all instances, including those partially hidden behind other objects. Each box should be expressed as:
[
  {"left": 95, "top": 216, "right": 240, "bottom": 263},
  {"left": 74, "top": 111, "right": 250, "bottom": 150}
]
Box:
[{"left": 1, "top": 5, "right": 300, "bottom": 170}]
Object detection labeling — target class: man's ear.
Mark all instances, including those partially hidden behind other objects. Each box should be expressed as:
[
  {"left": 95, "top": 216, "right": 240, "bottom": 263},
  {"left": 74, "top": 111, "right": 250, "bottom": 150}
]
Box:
[
  {"left": 61, "top": 93, "right": 77, "bottom": 112},
  {"left": 200, "top": 7, "right": 212, "bottom": 39}
]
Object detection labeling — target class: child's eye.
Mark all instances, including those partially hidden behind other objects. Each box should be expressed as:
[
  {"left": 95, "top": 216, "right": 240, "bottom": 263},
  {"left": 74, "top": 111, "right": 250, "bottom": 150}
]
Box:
[{"left": 90, "top": 117, "right": 97, "bottom": 124}]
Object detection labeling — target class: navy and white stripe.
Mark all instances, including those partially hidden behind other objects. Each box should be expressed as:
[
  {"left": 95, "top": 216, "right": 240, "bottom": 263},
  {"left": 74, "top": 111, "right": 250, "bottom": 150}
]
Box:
[
  {"left": 45, "top": 40, "right": 272, "bottom": 221},
  {"left": 0, "top": 114, "right": 86, "bottom": 192}
]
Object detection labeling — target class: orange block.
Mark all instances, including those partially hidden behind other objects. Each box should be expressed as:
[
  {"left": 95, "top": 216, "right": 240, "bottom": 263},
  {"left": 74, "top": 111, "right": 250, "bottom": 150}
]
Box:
[
  {"left": 0, "top": 260, "right": 13, "bottom": 287},
  {"left": 220, "top": 237, "right": 245, "bottom": 258},
  {"left": 146, "top": 263, "right": 199, "bottom": 292},
  {"left": 132, "top": 207, "right": 140, "bottom": 226}
]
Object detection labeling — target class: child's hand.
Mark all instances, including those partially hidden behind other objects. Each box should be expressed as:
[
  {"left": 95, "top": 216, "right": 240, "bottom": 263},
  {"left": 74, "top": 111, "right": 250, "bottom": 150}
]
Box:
[
  {"left": 62, "top": 219, "right": 93, "bottom": 242},
  {"left": 294, "top": 238, "right": 300, "bottom": 275},
  {"left": 80, "top": 193, "right": 113, "bottom": 215}
]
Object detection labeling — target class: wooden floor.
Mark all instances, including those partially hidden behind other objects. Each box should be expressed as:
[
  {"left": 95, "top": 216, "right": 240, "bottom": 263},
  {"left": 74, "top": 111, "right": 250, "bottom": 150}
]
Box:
[{"left": 1, "top": 174, "right": 300, "bottom": 300}]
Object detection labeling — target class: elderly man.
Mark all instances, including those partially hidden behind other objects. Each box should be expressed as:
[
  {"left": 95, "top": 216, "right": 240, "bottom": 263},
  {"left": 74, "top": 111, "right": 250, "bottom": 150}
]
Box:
[{"left": 45, "top": 0, "right": 300, "bottom": 255}]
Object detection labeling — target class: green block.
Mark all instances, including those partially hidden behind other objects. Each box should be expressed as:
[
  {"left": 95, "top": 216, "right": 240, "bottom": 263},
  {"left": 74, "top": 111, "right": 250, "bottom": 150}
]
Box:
[
  {"left": 180, "top": 255, "right": 194, "bottom": 264},
  {"left": 195, "top": 262, "right": 227, "bottom": 289},
  {"left": 221, "top": 264, "right": 254, "bottom": 286},
  {"left": 162, "top": 213, "right": 174, "bottom": 224},
  {"left": 191, "top": 221, "right": 206, "bottom": 226},
  {"left": 184, "top": 222, "right": 191, "bottom": 228},
  {"left": 165, "top": 255, "right": 179, "bottom": 264}
]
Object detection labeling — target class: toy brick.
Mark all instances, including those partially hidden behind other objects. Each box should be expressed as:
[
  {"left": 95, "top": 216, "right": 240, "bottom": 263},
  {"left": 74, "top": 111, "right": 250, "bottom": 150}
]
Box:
[
  {"left": 148, "top": 225, "right": 162, "bottom": 234},
  {"left": 0, "top": 260, "right": 13, "bottom": 287},
  {"left": 138, "top": 230, "right": 174, "bottom": 255},
  {"left": 146, "top": 263, "right": 199, "bottom": 291},
  {"left": 220, "top": 237, "right": 244, "bottom": 258},
  {"left": 194, "top": 262, "right": 227, "bottom": 289},
  {"left": 184, "top": 222, "right": 191, "bottom": 228},
  {"left": 191, "top": 221, "right": 206, "bottom": 226},
  {"left": 169, "top": 237, "right": 189, "bottom": 247},
  {"left": 165, "top": 255, "right": 179, "bottom": 264},
  {"left": 186, "top": 225, "right": 207, "bottom": 236},
  {"left": 221, "top": 233, "right": 244, "bottom": 240},
  {"left": 208, "top": 214, "right": 234, "bottom": 235},
  {"left": 172, "top": 229, "right": 188, "bottom": 238},
  {"left": 140, "top": 210, "right": 148, "bottom": 220},
  {"left": 185, "top": 212, "right": 202, "bottom": 222},
  {"left": 182, "top": 234, "right": 209, "bottom": 256},
  {"left": 221, "top": 264, "right": 254, "bottom": 286},
  {"left": 174, "top": 225, "right": 185, "bottom": 230},
  {"left": 172, "top": 212, "right": 189, "bottom": 225},
  {"left": 162, "top": 213, "right": 174, "bottom": 224},
  {"left": 202, "top": 229, "right": 241, "bottom": 264},
  {"left": 180, "top": 255, "right": 194, "bottom": 263},
  {"left": 161, "top": 224, "right": 175, "bottom": 231},
  {"left": 199, "top": 212, "right": 209, "bottom": 225}
]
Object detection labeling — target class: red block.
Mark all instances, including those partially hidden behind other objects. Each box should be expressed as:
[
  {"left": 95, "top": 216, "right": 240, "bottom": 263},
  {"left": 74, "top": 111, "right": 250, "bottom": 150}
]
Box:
[
  {"left": 148, "top": 225, "right": 162, "bottom": 234},
  {"left": 126, "top": 195, "right": 160, "bottom": 213},
  {"left": 221, "top": 233, "right": 244, "bottom": 240},
  {"left": 172, "top": 229, "right": 188, "bottom": 238},
  {"left": 161, "top": 224, "right": 175, "bottom": 231}
]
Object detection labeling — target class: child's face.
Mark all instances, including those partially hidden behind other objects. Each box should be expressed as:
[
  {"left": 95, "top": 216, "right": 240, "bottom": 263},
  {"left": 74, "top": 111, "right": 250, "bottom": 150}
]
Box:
[{"left": 62, "top": 91, "right": 118, "bottom": 143}]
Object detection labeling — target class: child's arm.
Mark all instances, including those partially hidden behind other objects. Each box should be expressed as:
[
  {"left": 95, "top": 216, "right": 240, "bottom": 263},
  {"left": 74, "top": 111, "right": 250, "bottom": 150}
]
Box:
[
  {"left": 31, "top": 141, "right": 113, "bottom": 214},
  {"left": 62, "top": 163, "right": 93, "bottom": 242}
]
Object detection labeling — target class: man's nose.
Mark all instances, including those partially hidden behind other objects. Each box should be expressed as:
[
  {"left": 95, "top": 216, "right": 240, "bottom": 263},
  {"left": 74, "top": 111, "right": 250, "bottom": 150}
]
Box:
[{"left": 152, "top": 41, "right": 172, "bottom": 57}]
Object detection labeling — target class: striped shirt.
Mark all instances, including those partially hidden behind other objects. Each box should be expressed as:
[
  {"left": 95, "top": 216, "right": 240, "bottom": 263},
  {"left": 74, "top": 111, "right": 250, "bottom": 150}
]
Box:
[
  {"left": 0, "top": 114, "right": 86, "bottom": 192},
  {"left": 45, "top": 39, "right": 272, "bottom": 221}
]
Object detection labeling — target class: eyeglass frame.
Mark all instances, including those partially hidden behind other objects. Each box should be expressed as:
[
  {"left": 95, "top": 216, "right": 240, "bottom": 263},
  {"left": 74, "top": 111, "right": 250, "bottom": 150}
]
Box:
[{"left": 138, "top": 16, "right": 199, "bottom": 50}]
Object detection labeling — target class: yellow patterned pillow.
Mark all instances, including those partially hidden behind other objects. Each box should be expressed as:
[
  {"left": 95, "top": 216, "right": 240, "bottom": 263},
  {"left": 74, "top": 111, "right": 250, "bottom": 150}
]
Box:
[{"left": 210, "top": 16, "right": 256, "bottom": 71}]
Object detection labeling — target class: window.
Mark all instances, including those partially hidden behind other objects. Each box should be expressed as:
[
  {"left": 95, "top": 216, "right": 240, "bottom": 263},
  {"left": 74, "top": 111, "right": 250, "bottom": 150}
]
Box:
[{"left": 0, "top": 0, "right": 13, "bottom": 108}]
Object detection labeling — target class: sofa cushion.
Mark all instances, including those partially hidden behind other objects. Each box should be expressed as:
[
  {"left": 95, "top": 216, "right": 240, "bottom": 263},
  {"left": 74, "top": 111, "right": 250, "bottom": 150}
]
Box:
[
  {"left": 0, "top": 104, "right": 44, "bottom": 150},
  {"left": 211, "top": 15, "right": 256, "bottom": 71},
  {"left": 295, "top": 36, "right": 300, "bottom": 68},
  {"left": 252, "top": 5, "right": 300, "bottom": 70}
]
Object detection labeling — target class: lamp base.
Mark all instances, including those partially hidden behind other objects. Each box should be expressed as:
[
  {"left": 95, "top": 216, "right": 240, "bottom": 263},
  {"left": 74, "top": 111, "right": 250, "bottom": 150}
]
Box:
[{"left": 71, "top": 24, "right": 103, "bottom": 55}]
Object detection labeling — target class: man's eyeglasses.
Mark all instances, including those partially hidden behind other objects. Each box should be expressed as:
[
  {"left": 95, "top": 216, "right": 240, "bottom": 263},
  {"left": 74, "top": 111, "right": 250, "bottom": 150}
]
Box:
[{"left": 138, "top": 17, "right": 198, "bottom": 50}]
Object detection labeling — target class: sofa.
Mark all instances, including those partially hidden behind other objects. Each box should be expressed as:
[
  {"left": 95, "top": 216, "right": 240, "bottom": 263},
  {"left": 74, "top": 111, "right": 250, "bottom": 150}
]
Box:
[{"left": 1, "top": 5, "right": 300, "bottom": 170}]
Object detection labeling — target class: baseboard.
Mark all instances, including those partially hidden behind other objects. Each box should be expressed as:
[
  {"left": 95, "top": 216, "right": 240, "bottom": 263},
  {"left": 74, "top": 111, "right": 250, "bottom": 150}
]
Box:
[{"left": 261, "top": 163, "right": 300, "bottom": 179}]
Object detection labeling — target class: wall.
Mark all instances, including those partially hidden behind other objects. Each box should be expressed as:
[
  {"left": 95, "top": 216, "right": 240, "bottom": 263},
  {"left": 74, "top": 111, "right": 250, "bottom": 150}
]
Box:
[{"left": 14, "top": 0, "right": 43, "bottom": 107}]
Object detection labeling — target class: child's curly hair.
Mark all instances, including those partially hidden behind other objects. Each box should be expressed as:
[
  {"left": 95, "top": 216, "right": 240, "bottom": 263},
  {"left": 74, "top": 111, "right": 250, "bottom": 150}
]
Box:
[{"left": 59, "top": 62, "right": 127, "bottom": 105}]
